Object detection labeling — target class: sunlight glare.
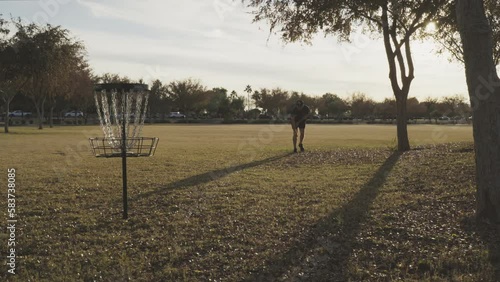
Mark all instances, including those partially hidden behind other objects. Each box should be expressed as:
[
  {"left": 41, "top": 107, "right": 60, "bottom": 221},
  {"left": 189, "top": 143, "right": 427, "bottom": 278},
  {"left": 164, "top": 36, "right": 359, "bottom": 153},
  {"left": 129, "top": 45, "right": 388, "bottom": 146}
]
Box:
[{"left": 426, "top": 22, "right": 437, "bottom": 33}]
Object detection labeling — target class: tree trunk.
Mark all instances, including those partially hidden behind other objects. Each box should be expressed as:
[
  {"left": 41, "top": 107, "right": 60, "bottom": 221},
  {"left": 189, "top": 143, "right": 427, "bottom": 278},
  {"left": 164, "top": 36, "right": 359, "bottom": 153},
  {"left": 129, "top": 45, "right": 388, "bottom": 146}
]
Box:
[
  {"left": 396, "top": 94, "right": 410, "bottom": 151},
  {"left": 34, "top": 98, "right": 46, "bottom": 130},
  {"left": 457, "top": 0, "right": 500, "bottom": 223},
  {"left": 49, "top": 106, "right": 54, "bottom": 128},
  {"left": 35, "top": 106, "right": 42, "bottom": 130},
  {"left": 381, "top": 5, "right": 413, "bottom": 152},
  {"left": 2, "top": 92, "right": 18, "bottom": 133},
  {"left": 4, "top": 100, "right": 10, "bottom": 133}
]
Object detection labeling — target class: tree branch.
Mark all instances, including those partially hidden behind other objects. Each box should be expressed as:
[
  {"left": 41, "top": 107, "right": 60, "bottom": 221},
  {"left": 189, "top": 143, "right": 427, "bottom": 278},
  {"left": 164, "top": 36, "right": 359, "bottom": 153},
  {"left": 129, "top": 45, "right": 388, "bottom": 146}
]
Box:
[
  {"left": 346, "top": 2, "right": 383, "bottom": 27},
  {"left": 382, "top": 5, "right": 401, "bottom": 94},
  {"left": 391, "top": 31, "right": 408, "bottom": 87},
  {"left": 387, "top": 7, "right": 409, "bottom": 33},
  {"left": 405, "top": 36, "right": 415, "bottom": 85},
  {"left": 438, "top": 35, "right": 465, "bottom": 63}
]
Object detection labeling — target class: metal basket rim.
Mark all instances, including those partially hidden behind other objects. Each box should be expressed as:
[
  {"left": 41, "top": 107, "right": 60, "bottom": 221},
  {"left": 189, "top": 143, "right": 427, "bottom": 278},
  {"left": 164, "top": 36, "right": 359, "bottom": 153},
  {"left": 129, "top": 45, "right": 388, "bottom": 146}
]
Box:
[
  {"left": 88, "top": 137, "right": 159, "bottom": 158},
  {"left": 89, "top": 137, "right": 158, "bottom": 140}
]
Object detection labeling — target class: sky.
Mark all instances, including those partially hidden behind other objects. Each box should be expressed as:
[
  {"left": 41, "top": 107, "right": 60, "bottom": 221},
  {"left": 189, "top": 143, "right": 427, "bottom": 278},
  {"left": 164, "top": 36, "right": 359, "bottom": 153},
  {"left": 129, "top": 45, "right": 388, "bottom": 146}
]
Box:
[{"left": 0, "top": 0, "right": 474, "bottom": 101}]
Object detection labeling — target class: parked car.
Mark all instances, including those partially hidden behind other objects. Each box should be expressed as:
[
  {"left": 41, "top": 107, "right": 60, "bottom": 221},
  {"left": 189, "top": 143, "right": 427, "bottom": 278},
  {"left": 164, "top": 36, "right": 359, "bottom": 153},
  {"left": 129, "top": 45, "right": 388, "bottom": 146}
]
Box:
[
  {"left": 168, "top": 112, "right": 185, "bottom": 118},
  {"left": 438, "top": 116, "right": 450, "bottom": 121},
  {"left": 8, "top": 110, "right": 32, "bottom": 118},
  {"left": 64, "top": 111, "right": 84, "bottom": 117}
]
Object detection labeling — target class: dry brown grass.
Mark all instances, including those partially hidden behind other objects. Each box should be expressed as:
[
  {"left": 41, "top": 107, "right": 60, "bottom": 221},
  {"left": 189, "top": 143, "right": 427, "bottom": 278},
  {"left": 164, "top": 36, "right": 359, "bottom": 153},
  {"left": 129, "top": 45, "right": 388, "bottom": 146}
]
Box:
[{"left": 1, "top": 124, "right": 497, "bottom": 281}]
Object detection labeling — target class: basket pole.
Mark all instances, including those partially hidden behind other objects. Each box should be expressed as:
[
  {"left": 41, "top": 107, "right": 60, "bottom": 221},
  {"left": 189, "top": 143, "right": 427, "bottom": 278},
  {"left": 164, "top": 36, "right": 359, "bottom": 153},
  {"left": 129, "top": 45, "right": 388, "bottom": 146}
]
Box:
[{"left": 122, "top": 89, "right": 128, "bottom": 219}]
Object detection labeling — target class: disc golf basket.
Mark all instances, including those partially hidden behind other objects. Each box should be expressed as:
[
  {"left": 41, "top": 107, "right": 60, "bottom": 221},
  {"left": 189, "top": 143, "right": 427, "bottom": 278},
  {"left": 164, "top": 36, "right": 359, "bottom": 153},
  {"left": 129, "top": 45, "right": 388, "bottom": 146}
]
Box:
[{"left": 89, "top": 83, "right": 159, "bottom": 219}]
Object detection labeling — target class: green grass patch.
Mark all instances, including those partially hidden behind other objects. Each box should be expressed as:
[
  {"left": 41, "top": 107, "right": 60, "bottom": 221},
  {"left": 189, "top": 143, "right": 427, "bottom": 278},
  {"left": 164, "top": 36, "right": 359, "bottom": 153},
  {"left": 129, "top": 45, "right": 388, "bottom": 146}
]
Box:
[{"left": 1, "top": 124, "right": 498, "bottom": 281}]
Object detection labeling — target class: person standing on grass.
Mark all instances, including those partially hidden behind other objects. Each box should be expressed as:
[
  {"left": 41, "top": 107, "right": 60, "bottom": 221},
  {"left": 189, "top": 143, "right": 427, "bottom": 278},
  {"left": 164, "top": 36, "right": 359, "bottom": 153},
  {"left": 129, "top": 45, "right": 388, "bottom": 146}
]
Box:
[{"left": 290, "top": 99, "right": 310, "bottom": 153}]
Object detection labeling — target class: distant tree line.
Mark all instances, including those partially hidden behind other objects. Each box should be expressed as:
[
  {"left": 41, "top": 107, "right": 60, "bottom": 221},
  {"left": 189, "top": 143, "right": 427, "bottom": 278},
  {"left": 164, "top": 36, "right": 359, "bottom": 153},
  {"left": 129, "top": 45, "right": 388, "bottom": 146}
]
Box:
[
  {"left": 250, "top": 90, "right": 471, "bottom": 122},
  {"left": 75, "top": 75, "right": 475, "bottom": 122}
]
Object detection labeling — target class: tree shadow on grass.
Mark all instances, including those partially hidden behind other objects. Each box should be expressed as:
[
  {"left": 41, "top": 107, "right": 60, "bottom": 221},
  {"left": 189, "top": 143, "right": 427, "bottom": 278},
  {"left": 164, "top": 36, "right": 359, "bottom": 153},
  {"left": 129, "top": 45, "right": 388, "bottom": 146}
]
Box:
[
  {"left": 131, "top": 152, "right": 293, "bottom": 202},
  {"left": 483, "top": 224, "right": 500, "bottom": 280},
  {"left": 463, "top": 217, "right": 500, "bottom": 280},
  {"left": 243, "top": 151, "right": 401, "bottom": 281}
]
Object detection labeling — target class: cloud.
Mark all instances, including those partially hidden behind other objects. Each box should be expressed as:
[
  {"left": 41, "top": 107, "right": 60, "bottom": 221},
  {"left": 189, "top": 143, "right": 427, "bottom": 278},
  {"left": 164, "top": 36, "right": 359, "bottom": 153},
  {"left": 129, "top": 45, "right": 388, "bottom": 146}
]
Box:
[{"left": 76, "top": 0, "right": 225, "bottom": 33}]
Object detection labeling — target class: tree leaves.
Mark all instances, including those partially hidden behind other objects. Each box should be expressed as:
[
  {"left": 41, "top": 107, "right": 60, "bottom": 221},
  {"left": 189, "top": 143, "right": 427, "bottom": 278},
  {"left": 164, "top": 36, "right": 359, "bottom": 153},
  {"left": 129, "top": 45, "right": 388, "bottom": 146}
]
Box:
[{"left": 434, "top": 0, "right": 500, "bottom": 65}]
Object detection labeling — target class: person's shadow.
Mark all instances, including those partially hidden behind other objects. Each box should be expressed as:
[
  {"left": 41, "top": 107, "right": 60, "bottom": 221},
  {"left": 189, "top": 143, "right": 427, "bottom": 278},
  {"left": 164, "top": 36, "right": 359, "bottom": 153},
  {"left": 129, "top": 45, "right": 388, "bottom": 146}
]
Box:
[{"left": 243, "top": 151, "right": 401, "bottom": 281}]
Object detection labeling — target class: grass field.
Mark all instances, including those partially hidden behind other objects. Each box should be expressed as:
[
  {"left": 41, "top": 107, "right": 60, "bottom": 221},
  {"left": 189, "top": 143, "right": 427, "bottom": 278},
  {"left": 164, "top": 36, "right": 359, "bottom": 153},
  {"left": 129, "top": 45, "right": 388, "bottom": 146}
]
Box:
[{"left": 1, "top": 124, "right": 499, "bottom": 281}]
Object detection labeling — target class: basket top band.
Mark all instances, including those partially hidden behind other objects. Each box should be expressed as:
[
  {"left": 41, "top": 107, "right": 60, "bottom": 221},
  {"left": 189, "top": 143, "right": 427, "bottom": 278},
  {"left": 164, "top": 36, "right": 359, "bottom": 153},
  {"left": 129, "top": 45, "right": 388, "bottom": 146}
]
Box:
[{"left": 89, "top": 137, "right": 158, "bottom": 141}]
